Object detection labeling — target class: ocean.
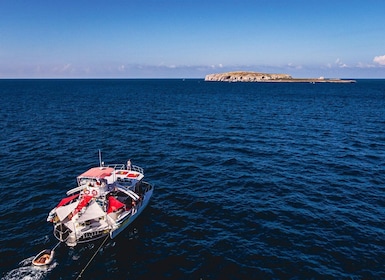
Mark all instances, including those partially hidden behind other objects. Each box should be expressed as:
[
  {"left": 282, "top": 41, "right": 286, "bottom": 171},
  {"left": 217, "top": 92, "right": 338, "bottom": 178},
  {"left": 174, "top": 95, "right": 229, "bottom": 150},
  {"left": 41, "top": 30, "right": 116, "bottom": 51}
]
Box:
[{"left": 0, "top": 79, "right": 384, "bottom": 279}]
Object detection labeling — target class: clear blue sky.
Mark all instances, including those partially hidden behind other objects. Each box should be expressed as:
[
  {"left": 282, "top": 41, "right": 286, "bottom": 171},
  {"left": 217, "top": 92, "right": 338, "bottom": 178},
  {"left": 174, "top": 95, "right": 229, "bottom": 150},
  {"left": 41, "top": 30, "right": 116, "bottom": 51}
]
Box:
[{"left": 1, "top": 0, "right": 385, "bottom": 78}]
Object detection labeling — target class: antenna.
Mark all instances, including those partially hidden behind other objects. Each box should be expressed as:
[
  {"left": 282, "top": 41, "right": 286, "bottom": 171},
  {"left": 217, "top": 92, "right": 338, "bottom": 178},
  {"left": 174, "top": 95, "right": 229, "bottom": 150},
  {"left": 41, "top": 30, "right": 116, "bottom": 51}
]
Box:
[{"left": 98, "top": 149, "right": 103, "bottom": 167}]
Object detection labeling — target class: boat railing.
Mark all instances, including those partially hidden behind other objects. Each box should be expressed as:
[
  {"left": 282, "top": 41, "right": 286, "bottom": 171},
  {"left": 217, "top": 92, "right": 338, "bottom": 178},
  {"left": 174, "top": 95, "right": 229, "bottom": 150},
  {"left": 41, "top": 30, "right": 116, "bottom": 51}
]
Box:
[
  {"left": 105, "top": 163, "right": 126, "bottom": 170},
  {"left": 105, "top": 163, "right": 144, "bottom": 175},
  {"left": 131, "top": 165, "right": 144, "bottom": 174}
]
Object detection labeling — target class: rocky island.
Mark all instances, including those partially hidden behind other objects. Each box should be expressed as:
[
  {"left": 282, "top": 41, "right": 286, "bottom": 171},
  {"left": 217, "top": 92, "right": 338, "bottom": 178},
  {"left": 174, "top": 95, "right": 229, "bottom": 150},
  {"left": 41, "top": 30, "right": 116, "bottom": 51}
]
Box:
[{"left": 205, "top": 71, "right": 356, "bottom": 83}]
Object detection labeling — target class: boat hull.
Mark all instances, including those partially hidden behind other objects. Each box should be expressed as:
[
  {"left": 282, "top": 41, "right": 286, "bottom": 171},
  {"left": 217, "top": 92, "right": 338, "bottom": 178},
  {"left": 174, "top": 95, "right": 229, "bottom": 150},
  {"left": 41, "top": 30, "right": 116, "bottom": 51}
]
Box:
[
  {"left": 32, "top": 249, "right": 54, "bottom": 266},
  {"left": 110, "top": 186, "right": 154, "bottom": 239}
]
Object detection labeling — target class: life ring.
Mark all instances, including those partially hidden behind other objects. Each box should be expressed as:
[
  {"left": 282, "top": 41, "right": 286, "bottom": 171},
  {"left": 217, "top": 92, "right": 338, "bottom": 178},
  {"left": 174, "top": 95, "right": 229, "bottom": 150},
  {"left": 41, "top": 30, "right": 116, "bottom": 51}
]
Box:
[
  {"left": 92, "top": 189, "right": 98, "bottom": 197},
  {"left": 84, "top": 189, "right": 90, "bottom": 195}
]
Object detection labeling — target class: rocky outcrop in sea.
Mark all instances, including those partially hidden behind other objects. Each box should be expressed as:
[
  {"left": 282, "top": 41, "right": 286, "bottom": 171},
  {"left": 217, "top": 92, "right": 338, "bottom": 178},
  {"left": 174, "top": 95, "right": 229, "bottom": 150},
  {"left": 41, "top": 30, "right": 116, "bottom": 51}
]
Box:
[
  {"left": 205, "top": 71, "right": 291, "bottom": 82},
  {"left": 204, "top": 71, "right": 356, "bottom": 83}
]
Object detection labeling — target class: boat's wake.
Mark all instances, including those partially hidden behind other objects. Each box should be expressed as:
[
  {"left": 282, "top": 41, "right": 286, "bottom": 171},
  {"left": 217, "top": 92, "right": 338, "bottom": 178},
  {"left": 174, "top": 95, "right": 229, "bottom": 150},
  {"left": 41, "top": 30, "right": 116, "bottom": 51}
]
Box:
[{"left": 1, "top": 257, "right": 57, "bottom": 280}]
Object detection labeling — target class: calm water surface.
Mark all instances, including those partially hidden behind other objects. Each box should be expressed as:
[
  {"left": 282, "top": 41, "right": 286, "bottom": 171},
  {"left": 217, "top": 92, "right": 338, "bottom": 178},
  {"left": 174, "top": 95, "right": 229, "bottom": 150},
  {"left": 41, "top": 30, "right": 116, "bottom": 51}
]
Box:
[{"left": 0, "top": 79, "right": 385, "bottom": 279}]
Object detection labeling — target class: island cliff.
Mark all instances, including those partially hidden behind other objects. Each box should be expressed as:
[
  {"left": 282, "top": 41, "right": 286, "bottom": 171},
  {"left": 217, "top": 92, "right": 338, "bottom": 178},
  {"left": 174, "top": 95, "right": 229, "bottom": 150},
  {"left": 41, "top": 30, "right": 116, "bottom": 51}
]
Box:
[{"left": 204, "top": 71, "right": 356, "bottom": 83}]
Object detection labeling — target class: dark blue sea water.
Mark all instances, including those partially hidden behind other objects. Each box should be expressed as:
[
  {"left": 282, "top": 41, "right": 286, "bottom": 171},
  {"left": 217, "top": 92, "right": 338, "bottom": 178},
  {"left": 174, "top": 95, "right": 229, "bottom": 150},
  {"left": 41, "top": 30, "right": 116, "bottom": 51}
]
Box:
[{"left": 1, "top": 79, "right": 385, "bottom": 279}]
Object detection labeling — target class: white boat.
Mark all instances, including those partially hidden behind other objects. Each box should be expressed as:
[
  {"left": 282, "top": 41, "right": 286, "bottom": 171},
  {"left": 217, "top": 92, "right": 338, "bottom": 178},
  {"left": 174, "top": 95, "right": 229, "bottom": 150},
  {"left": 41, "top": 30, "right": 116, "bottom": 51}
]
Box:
[
  {"left": 32, "top": 249, "right": 54, "bottom": 266},
  {"left": 46, "top": 156, "right": 154, "bottom": 247}
]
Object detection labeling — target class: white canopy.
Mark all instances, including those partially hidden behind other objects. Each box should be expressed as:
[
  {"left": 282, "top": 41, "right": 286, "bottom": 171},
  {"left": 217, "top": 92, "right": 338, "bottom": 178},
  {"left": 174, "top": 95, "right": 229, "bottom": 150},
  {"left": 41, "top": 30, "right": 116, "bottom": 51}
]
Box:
[
  {"left": 76, "top": 201, "right": 105, "bottom": 223},
  {"left": 56, "top": 201, "right": 78, "bottom": 221}
]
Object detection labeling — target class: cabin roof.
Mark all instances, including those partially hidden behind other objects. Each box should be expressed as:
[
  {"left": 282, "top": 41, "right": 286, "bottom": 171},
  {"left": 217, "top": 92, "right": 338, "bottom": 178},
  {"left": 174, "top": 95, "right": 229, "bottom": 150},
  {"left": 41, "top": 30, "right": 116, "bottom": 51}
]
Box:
[{"left": 78, "top": 167, "right": 114, "bottom": 179}]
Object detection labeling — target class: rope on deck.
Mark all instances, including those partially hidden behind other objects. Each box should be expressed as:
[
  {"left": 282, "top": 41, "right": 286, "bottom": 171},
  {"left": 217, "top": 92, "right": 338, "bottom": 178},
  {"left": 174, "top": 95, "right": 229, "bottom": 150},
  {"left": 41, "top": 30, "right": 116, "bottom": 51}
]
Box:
[{"left": 76, "top": 235, "right": 110, "bottom": 279}]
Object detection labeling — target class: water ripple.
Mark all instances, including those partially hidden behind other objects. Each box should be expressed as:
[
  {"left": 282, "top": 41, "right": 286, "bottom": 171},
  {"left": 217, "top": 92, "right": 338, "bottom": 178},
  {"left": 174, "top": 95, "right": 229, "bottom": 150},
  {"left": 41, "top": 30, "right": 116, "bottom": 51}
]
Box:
[{"left": 1, "top": 79, "right": 385, "bottom": 279}]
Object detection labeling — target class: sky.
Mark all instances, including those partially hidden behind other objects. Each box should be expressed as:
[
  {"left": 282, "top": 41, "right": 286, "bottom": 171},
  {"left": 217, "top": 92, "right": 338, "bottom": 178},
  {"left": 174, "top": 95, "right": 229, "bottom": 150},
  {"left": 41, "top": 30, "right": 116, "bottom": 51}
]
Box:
[{"left": 0, "top": 0, "right": 385, "bottom": 78}]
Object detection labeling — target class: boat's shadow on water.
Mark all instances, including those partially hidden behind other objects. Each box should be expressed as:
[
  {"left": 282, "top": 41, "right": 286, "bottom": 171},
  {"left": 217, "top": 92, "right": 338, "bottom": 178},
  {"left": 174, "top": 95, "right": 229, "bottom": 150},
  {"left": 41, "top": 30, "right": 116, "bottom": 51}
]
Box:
[
  {"left": 42, "top": 226, "right": 141, "bottom": 279},
  {"left": 1, "top": 199, "right": 152, "bottom": 280},
  {"left": 2, "top": 227, "right": 140, "bottom": 280}
]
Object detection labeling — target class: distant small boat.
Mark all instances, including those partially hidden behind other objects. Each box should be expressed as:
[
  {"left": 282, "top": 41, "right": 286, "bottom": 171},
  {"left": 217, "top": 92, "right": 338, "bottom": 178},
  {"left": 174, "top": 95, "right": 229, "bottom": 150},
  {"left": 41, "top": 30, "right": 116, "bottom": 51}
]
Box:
[{"left": 32, "top": 249, "right": 54, "bottom": 266}]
